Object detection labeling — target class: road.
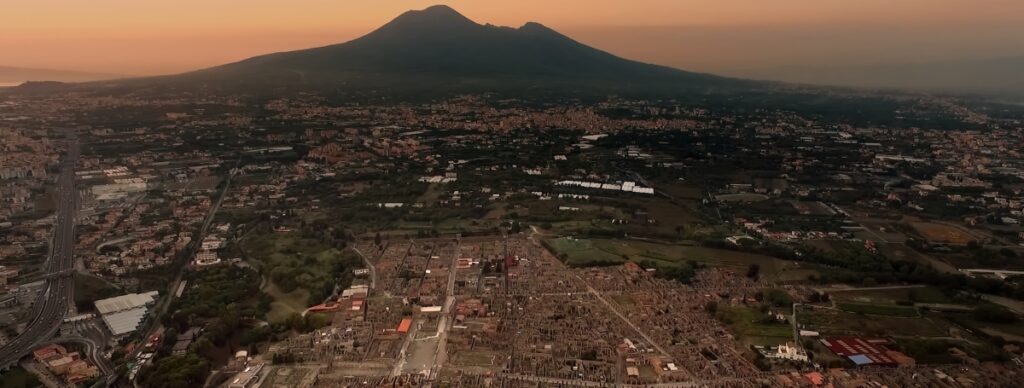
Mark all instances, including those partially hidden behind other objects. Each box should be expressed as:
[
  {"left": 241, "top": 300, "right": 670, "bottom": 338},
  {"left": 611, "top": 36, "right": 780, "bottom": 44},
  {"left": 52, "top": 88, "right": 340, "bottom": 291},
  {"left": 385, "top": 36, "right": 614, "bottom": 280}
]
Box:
[
  {"left": 576, "top": 275, "right": 672, "bottom": 358},
  {"left": 816, "top": 284, "right": 927, "bottom": 293},
  {"left": 429, "top": 238, "right": 460, "bottom": 379},
  {"left": 0, "top": 135, "right": 80, "bottom": 369},
  {"left": 349, "top": 246, "right": 378, "bottom": 290}
]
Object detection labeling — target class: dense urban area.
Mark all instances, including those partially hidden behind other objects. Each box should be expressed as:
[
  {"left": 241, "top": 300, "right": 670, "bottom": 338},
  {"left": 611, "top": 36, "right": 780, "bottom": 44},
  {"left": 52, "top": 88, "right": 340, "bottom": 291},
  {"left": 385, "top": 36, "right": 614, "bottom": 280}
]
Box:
[{"left": 1, "top": 87, "right": 1024, "bottom": 388}]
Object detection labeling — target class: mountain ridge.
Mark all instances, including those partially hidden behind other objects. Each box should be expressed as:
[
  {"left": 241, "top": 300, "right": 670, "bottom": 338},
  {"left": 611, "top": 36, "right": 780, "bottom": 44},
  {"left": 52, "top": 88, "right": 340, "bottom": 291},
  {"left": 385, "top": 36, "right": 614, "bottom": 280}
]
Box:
[{"left": 169, "top": 4, "right": 743, "bottom": 95}]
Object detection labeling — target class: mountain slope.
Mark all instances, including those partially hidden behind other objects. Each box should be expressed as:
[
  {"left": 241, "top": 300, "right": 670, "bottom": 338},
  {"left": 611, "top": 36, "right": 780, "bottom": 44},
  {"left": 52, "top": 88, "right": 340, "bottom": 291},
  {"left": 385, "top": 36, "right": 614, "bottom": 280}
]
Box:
[{"left": 180, "top": 5, "right": 742, "bottom": 94}]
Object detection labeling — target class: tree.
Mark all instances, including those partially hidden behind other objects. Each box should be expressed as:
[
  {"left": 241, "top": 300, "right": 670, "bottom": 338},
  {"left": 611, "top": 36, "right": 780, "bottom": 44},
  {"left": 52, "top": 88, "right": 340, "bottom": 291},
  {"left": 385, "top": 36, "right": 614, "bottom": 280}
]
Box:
[
  {"left": 762, "top": 289, "right": 793, "bottom": 307},
  {"left": 704, "top": 301, "right": 718, "bottom": 314},
  {"left": 746, "top": 264, "right": 760, "bottom": 279},
  {"left": 140, "top": 354, "right": 209, "bottom": 388},
  {"left": 192, "top": 336, "right": 215, "bottom": 359}
]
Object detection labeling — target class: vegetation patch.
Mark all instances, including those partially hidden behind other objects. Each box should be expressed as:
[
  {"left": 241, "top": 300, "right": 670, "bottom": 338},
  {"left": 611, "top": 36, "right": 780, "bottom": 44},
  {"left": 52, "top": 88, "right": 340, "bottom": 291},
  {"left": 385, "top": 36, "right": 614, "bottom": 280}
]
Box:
[
  {"left": 830, "top": 286, "right": 956, "bottom": 306},
  {"left": 263, "top": 281, "right": 311, "bottom": 324},
  {"left": 138, "top": 353, "right": 210, "bottom": 388},
  {"left": 542, "top": 237, "right": 626, "bottom": 267},
  {"left": 240, "top": 231, "right": 360, "bottom": 307},
  {"left": 0, "top": 366, "right": 42, "bottom": 388},
  {"left": 73, "top": 272, "right": 122, "bottom": 312},
  {"left": 836, "top": 302, "right": 919, "bottom": 317},
  {"left": 715, "top": 305, "right": 793, "bottom": 346}
]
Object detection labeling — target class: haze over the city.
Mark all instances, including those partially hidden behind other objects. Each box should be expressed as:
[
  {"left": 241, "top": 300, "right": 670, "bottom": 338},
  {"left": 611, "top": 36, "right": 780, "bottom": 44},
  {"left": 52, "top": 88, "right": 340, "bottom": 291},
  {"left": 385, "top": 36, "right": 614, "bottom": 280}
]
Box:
[{"left": 2, "top": 0, "right": 1023, "bottom": 93}]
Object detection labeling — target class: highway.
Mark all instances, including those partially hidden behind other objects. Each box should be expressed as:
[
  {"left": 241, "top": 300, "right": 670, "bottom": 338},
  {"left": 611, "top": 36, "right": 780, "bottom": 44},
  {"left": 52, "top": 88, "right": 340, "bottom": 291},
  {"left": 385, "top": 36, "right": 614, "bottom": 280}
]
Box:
[{"left": 0, "top": 135, "right": 80, "bottom": 368}]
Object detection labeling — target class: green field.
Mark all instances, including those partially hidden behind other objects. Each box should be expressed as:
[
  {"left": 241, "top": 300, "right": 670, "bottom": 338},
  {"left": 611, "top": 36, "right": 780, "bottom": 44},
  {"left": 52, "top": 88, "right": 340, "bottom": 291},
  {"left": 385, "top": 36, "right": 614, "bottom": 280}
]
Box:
[
  {"left": 715, "top": 306, "right": 793, "bottom": 346},
  {"left": 836, "top": 302, "right": 919, "bottom": 317},
  {"left": 715, "top": 193, "right": 769, "bottom": 203},
  {"left": 543, "top": 237, "right": 627, "bottom": 267},
  {"left": 829, "top": 286, "right": 955, "bottom": 306},
  {"left": 526, "top": 194, "right": 708, "bottom": 239},
  {"left": 240, "top": 231, "right": 360, "bottom": 318},
  {"left": 263, "top": 281, "right": 312, "bottom": 324},
  {"left": 543, "top": 237, "right": 816, "bottom": 281},
  {"left": 799, "top": 307, "right": 946, "bottom": 337},
  {"left": 945, "top": 311, "right": 1024, "bottom": 342}
]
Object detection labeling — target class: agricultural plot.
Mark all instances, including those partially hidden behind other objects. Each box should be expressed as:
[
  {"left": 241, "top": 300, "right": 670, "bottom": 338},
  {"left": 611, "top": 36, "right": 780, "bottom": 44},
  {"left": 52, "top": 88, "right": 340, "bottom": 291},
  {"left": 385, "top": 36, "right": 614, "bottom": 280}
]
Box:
[
  {"left": 829, "top": 286, "right": 955, "bottom": 306},
  {"left": 544, "top": 237, "right": 817, "bottom": 281},
  {"left": 835, "top": 302, "right": 919, "bottom": 317},
  {"left": 715, "top": 306, "right": 793, "bottom": 347},
  {"left": 910, "top": 222, "right": 978, "bottom": 245}
]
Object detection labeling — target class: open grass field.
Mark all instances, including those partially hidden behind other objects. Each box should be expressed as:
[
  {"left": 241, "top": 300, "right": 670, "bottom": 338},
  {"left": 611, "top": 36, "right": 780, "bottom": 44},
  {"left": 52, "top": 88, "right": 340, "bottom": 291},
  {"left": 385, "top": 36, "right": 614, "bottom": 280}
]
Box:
[
  {"left": 896, "top": 336, "right": 1008, "bottom": 364},
  {"left": 415, "top": 182, "right": 445, "bottom": 204},
  {"left": 910, "top": 221, "right": 977, "bottom": 245},
  {"left": 163, "top": 176, "right": 221, "bottom": 191},
  {"left": 945, "top": 311, "right": 1024, "bottom": 342},
  {"left": 790, "top": 201, "right": 835, "bottom": 216},
  {"left": 876, "top": 242, "right": 958, "bottom": 274},
  {"left": 829, "top": 286, "right": 955, "bottom": 306},
  {"left": 543, "top": 237, "right": 820, "bottom": 281},
  {"left": 240, "top": 231, "right": 358, "bottom": 320},
  {"left": 715, "top": 193, "right": 769, "bottom": 203},
  {"left": 537, "top": 194, "right": 706, "bottom": 239},
  {"left": 716, "top": 306, "right": 793, "bottom": 346},
  {"left": 261, "top": 366, "right": 312, "bottom": 387},
  {"left": 593, "top": 239, "right": 819, "bottom": 281},
  {"left": 799, "top": 307, "right": 1010, "bottom": 364},
  {"left": 799, "top": 307, "right": 948, "bottom": 337},
  {"left": 835, "top": 302, "right": 920, "bottom": 317},
  {"left": 451, "top": 350, "right": 502, "bottom": 368},
  {"left": 653, "top": 180, "right": 705, "bottom": 200},
  {"left": 263, "top": 281, "right": 311, "bottom": 324},
  {"left": 543, "top": 237, "right": 626, "bottom": 266}
]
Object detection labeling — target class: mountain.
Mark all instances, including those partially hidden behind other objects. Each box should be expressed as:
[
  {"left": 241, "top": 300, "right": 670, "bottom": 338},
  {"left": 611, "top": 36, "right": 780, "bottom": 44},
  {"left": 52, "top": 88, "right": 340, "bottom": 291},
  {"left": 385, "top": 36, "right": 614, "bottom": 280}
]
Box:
[
  {"left": 167, "top": 5, "right": 746, "bottom": 95},
  {"left": 0, "top": 66, "right": 120, "bottom": 85},
  {"left": 732, "top": 56, "right": 1024, "bottom": 96}
]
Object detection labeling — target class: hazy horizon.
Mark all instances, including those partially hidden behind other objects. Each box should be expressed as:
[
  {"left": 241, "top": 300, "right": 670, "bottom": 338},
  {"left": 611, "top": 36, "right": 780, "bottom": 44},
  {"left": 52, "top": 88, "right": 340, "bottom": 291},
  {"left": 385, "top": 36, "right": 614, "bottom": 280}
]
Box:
[{"left": 3, "top": 0, "right": 1023, "bottom": 91}]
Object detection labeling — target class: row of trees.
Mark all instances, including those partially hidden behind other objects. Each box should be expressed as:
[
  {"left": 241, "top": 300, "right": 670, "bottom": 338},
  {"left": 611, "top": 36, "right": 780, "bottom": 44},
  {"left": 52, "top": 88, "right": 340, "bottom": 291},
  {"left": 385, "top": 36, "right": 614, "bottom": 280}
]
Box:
[
  {"left": 143, "top": 266, "right": 271, "bottom": 386},
  {"left": 704, "top": 238, "right": 1024, "bottom": 300}
]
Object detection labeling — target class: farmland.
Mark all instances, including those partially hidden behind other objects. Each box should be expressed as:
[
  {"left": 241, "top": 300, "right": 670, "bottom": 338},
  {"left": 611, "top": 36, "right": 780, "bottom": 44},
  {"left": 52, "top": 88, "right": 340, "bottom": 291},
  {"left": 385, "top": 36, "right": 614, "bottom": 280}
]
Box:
[{"left": 543, "top": 237, "right": 818, "bottom": 281}]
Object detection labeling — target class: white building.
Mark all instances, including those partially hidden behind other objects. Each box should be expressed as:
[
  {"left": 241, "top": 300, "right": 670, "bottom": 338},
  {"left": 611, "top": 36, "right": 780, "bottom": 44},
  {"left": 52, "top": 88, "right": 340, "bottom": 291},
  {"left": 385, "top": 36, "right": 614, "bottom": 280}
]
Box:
[
  {"left": 768, "top": 342, "right": 809, "bottom": 362},
  {"left": 95, "top": 291, "right": 159, "bottom": 336}
]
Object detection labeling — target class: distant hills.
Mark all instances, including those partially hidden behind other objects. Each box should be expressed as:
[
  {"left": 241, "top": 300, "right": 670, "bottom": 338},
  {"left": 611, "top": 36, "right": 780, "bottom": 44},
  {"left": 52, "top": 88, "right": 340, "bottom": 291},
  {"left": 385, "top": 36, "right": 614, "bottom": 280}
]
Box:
[
  {"left": 0, "top": 66, "right": 120, "bottom": 85},
  {"left": 154, "top": 5, "right": 749, "bottom": 96},
  {"left": 734, "top": 56, "right": 1024, "bottom": 96}
]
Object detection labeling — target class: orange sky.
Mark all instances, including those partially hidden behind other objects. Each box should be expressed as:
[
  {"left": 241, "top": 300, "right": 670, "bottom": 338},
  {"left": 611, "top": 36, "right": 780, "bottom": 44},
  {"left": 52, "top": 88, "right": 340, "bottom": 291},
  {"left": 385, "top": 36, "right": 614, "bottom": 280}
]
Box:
[{"left": 2, "top": 0, "right": 1023, "bottom": 75}]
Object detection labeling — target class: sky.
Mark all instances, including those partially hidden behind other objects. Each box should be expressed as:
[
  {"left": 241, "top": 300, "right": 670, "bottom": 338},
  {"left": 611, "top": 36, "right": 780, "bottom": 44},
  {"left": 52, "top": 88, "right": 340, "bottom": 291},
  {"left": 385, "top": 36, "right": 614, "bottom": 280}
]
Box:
[{"left": 1, "top": 0, "right": 1023, "bottom": 77}]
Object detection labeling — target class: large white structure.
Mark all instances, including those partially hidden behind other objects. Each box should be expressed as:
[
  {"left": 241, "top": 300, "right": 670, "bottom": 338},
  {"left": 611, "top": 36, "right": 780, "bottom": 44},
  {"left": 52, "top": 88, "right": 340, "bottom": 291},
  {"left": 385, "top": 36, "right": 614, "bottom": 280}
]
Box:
[
  {"left": 90, "top": 181, "right": 148, "bottom": 201},
  {"left": 769, "top": 342, "right": 809, "bottom": 362},
  {"left": 95, "top": 291, "right": 158, "bottom": 336}
]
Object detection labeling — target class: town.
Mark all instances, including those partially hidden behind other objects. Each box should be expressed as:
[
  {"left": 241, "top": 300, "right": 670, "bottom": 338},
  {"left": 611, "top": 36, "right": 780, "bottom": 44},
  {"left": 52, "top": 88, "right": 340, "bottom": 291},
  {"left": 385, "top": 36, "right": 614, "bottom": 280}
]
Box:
[{"left": 1, "top": 87, "right": 1023, "bottom": 388}]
